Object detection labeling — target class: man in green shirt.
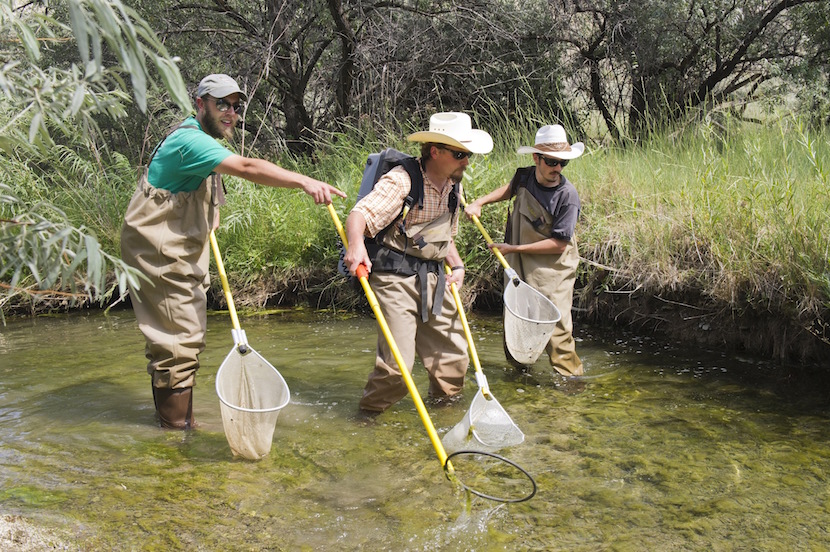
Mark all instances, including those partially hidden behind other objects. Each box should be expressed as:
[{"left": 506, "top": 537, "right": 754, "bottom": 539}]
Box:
[{"left": 121, "top": 74, "right": 345, "bottom": 430}]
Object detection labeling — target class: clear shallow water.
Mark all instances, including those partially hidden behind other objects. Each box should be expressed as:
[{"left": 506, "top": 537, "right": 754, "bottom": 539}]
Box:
[{"left": 0, "top": 309, "right": 828, "bottom": 550}]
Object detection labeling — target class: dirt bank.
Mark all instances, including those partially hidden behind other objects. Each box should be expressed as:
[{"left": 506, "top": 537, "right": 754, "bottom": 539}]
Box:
[
  {"left": 582, "top": 288, "right": 830, "bottom": 366},
  {"left": 5, "top": 266, "right": 829, "bottom": 372},
  {"left": 211, "top": 271, "right": 830, "bottom": 371}
]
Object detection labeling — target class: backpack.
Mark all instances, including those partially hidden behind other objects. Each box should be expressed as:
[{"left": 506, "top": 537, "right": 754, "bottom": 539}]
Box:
[
  {"left": 337, "top": 148, "right": 438, "bottom": 276},
  {"left": 357, "top": 148, "right": 424, "bottom": 207}
]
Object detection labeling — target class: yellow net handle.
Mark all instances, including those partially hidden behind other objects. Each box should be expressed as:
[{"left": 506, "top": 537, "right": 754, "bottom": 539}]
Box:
[
  {"left": 443, "top": 264, "right": 490, "bottom": 398},
  {"left": 458, "top": 195, "right": 513, "bottom": 275},
  {"left": 326, "top": 204, "right": 453, "bottom": 473},
  {"left": 209, "top": 231, "right": 248, "bottom": 353}
]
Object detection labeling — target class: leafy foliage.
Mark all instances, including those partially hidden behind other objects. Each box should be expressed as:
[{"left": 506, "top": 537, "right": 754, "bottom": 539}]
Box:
[
  {"left": 0, "top": 0, "right": 189, "bottom": 153},
  {"left": 554, "top": 0, "right": 828, "bottom": 141},
  {"left": 0, "top": 184, "right": 145, "bottom": 315},
  {"left": 0, "top": 0, "right": 188, "bottom": 312}
]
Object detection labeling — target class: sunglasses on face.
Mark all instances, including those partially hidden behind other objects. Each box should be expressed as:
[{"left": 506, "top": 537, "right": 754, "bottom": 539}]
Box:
[
  {"left": 538, "top": 155, "right": 568, "bottom": 168},
  {"left": 438, "top": 146, "right": 473, "bottom": 160},
  {"left": 210, "top": 97, "right": 244, "bottom": 114}
]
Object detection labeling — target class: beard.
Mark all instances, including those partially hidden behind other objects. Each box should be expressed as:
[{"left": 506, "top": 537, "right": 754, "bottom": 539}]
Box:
[
  {"left": 538, "top": 170, "right": 561, "bottom": 186},
  {"left": 449, "top": 166, "right": 466, "bottom": 183},
  {"left": 202, "top": 114, "right": 234, "bottom": 140}
]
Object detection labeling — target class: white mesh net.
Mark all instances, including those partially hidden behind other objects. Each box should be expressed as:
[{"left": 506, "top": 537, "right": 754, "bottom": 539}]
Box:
[
  {"left": 216, "top": 347, "right": 290, "bottom": 460},
  {"left": 442, "top": 390, "right": 525, "bottom": 454},
  {"left": 503, "top": 279, "right": 561, "bottom": 365}
]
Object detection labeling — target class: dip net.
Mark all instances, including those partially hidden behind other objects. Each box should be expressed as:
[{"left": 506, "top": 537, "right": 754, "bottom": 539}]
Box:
[
  {"left": 503, "top": 278, "right": 561, "bottom": 365},
  {"left": 216, "top": 347, "right": 290, "bottom": 460}
]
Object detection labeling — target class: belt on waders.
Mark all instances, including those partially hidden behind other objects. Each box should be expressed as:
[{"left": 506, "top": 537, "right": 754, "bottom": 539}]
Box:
[{"left": 368, "top": 243, "right": 446, "bottom": 323}]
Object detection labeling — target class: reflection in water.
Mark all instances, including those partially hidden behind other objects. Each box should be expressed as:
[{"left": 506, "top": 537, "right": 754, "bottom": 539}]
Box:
[{"left": 1, "top": 310, "right": 829, "bottom": 550}]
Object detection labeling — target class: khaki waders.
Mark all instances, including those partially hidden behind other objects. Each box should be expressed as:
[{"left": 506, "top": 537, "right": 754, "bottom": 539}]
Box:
[
  {"left": 121, "top": 170, "right": 224, "bottom": 427},
  {"left": 359, "top": 209, "right": 469, "bottom": 412},
  {"left": 506, "top": 186, "right": 583, "bottom": 376},
  {"left": 359, "top": 271, "right": 469, "bottom": 412}
]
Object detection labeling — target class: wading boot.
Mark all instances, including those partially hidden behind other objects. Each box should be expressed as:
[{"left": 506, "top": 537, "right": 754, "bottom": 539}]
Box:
[{"left": 152, "top": 387, "right": 195, "bottom": 430}]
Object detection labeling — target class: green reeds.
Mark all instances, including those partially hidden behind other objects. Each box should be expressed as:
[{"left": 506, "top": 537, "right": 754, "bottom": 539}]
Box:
[
  {"left": 575, "top": 112, "right": 830, "bottom": 320},
  {"left": 2, "top": 103, "right": 827, "bottom": 326}
]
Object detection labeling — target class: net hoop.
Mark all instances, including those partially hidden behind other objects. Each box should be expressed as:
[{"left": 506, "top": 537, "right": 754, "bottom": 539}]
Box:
[
  {"left": 503, "top": 279, "right": 561, "bottom": 364},
  {"left": 444, "top": 450, "right": 537, "bottom": 503},
  {"left": 215, "top": 348, "right": 291, "bottom": 414},
  {"left": 502, "top": 280, "right": 561, "bottom": 325}
]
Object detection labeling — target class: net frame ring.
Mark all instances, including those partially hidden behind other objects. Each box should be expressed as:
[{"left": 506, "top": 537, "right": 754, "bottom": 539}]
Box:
[{"left": 443, "top": 450, "right": 538, "bottom": 503}]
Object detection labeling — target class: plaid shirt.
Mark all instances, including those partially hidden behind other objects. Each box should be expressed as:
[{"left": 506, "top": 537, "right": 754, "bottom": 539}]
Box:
[{"left": 354, "top": 164, "right": 460, "bottom": 238}]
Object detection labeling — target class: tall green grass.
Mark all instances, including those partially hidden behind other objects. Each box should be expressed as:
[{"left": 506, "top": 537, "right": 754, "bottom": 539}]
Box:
[
  {"left": 3, "top": 106, "right": 828, "bottom": 329},
  {"left": 573, "top": 114, "right": 830, "bottom": 322}
]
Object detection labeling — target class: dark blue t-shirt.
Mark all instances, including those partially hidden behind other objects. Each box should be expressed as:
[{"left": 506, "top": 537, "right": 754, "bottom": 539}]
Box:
[{"left": 509, "top": 167, "right": 580, "bottom": 241}]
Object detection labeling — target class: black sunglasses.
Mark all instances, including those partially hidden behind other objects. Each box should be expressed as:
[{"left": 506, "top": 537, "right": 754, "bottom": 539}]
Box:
[
  {"left": 210, "top": 97, "right": 244, "bottom": 114},
  {"left": 538, "top": 155, "right": 568, "bottom": 168},
  {"left": 437, "top": 145, "right": 473, "bottom": 160}
]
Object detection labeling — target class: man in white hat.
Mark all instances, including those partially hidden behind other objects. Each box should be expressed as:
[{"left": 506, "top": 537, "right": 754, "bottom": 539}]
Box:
[
  {"left": 343, "top": 112, "right": 493, "bottom": 414},
  {"left": 121, "top": 74, "right": 345, "bottom": 429},
  {"left": 465, "top": 124, "right": 584, "bottom": 376}
]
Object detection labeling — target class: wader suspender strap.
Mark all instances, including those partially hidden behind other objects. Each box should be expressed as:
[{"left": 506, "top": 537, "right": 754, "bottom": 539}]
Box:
[
  {"left": 506, "top": 167, "right": 535, "bottom": 242},
  {"left": 147, "top": 123, "right": 199, "bottom": 165},
  {"left": 418, "top": 263, "right": 445, "bottom": 323}
]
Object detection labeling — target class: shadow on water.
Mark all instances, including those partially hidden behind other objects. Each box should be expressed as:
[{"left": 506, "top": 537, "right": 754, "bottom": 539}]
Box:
[{"left": 1, "top": 310, "right": 829, "bottom": 550}]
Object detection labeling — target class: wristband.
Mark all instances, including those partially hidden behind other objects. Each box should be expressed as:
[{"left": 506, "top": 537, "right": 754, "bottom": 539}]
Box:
[{"left": 451, "top": 265, "right": 465, "bottom": 271}]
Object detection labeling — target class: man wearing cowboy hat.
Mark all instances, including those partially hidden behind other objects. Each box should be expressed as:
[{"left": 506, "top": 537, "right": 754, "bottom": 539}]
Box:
[
  {"left": 466, "top": 124, "right": 584, "bottom": 376},
  {"left": 122, "top": 74, "right": 345, "bottom": 429},
  {"left": 343, "top": 112, "right": 493, "bottom": 414}
]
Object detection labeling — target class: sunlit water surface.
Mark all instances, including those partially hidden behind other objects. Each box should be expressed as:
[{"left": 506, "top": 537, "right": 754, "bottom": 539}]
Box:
[{"left": 1, "top": 310, "right": 828, "bottom": 551}]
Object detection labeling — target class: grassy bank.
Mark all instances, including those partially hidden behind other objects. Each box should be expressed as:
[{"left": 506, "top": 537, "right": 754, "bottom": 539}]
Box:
[
  {"left": 2, "top": 110, "right": 829, "bottom": 366},
  {"left": 573, "top": 115, "right": 830, "bottom": 363}
]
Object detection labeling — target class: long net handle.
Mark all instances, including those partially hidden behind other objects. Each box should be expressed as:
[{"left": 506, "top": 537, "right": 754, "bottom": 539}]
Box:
[
  {"left": 209, "top": 232, "right": 241, "bottom": 332},
  {"left": 443, "top": 264, "right": 491, "bottom": 399},
  {"left": 209, "top": 231, "right": 250, "bottom": 353},
  {"left": 327, "top": 204, "right": 452, "bottom": 472},
  {"left": 458, "top": 195, "right": 512, "bottom": 274}
]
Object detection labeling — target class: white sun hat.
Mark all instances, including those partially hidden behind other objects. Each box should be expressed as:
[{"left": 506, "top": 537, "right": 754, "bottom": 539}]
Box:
[
  {"left": 407, "top": 112, "right": 493, "bottom": 154},
  {"left": 517, "top": 124, "right": 584, "bottom": 159}
]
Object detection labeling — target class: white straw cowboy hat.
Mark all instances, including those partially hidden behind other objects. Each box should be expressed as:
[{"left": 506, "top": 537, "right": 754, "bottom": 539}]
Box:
[
  {"left": 407, "top": 112, "right": 493, "bottom": 154},
  {"left": 517, "top": 124, "right": 584, "bottom": 159}
]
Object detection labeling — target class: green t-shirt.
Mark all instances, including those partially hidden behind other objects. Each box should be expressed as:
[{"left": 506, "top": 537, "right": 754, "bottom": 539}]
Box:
[{"left": 147, "top": 116, "right": 234, "bottom": 193}]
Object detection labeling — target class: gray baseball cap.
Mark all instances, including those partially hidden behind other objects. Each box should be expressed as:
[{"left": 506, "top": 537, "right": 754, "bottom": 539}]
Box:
[{"left": 196, "top": 74, "right": 248, "bottom": 101}]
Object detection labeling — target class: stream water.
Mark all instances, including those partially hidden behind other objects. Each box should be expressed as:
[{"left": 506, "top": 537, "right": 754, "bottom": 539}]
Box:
[{"left": 1, "top": 309, "right": 828, "bottom": 551}]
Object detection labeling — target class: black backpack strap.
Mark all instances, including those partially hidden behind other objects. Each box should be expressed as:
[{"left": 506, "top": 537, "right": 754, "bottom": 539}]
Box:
[
  {"left": 367, "top": 244, "right": 444, "bottom": 323},
  {"left": 398, "top": 156, "right": 424, "bottom": 214},
  {"left": 449, "top": 181, "right": 459, "bottom": 215},
  {"left": 374, "top": 156, "right": 424, "bottom": 243},
  {"left": 509, "top": 166, "right": 535, "bottom": 197}
]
